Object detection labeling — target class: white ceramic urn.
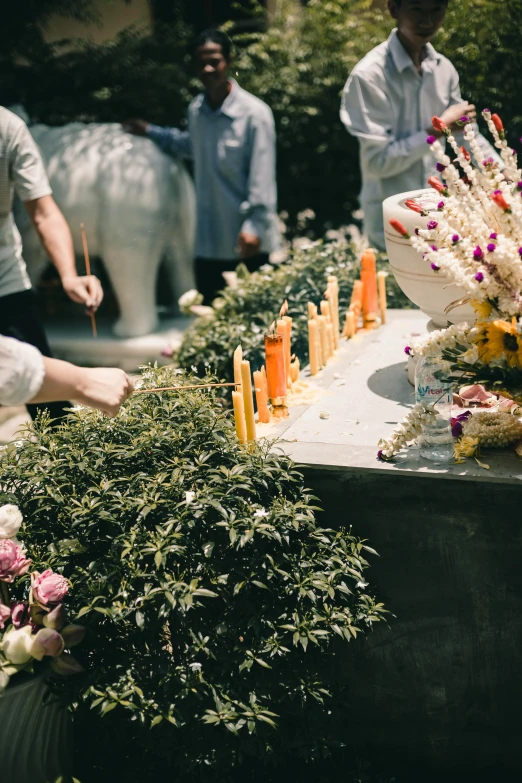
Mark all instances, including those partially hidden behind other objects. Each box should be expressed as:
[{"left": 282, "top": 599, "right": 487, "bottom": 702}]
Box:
[{"left": 383, "top": 188, "right": 476, "bottom": 327}]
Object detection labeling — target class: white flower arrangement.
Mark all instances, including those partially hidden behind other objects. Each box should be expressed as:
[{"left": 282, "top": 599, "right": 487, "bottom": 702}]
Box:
[
  {"left": 378, "top": 404, "right": 437, "bottom": 461},
  {"left": 178, "top": 288, "right": 204, "bottom": 315}
]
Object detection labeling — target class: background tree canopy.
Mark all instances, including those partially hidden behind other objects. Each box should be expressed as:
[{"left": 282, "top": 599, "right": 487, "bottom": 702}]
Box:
[{"left": 1, "top": 0, "right": 521, "bottom": 232}]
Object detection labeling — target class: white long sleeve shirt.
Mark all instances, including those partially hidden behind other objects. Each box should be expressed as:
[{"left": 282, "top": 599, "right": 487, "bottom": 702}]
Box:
[
  {"left": 147, "top": 80, "right": 280, "bottom": 260},
  {"left": 340, "top": 30, "right": 500, "bottom": 249},
  {"left": 0, "top": 336, "right": 44, "bottom": 407}
]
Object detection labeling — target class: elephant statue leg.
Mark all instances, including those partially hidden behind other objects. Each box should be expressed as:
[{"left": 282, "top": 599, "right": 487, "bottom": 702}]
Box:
[
  {"left": 102, "top": 236, "right": 163, "bottom": 338},
  {"left": 163, "top": 163, "right": 196, "bottom": 305}
]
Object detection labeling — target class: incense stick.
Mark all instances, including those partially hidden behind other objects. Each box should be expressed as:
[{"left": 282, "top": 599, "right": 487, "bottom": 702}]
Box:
[
  {"left": 134, "top": 382, "right": 238, "bottom": 394},
  {"left": 80, "top": 222, "right": 97, "bottom": 338}
]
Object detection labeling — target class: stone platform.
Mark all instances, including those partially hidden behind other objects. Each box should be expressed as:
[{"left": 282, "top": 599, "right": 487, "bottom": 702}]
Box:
[
  {"left": 269, "top": 310, "right": 522, "bottom": 778},
  {"left": 45, "top": 314, "right": 193, "bottom": 371}
]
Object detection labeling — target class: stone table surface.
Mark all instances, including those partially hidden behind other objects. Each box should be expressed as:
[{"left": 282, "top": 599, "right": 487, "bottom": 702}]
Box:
[{"left": 270, "top": 309, "right": 522, "bottom": 485}]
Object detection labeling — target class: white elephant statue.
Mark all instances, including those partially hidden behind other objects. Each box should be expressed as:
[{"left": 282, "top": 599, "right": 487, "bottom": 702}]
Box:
[{"left": 16, "top": 120, "right": 196, "bottom": 338}]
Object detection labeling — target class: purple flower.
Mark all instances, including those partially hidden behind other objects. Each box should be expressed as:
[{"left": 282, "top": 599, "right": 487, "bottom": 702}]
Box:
[
  {"left": 473, "top": 246, "right": 484, "bottom": 260},
  {"left": 482, "top": 157, "right": 494, "bottom": 166},
  {"left": 377, "top": 450, "right": 384, "bottom": 461},
  {"left": 494, "top": 189, "right": 502, "bottom": 195},
  {"left": 404, "top": 346, "right": 412, "bottom": 356},
  {"left": 451, "top": 411, "right": 472, "bottom": 438},
  {"left": 452, "top": 234, "right": 460, "bottom": 243},
  {"left": 426, "top": 135, "right": 436, "bottom": 145},
  {"left": 483, "top": 109, "right": 490, "bottom": 113},
  {"left": 427, "top": 220, "right": 438, "bottom": 230},
  {"left": 436, "top": 162, "right": 446, "bottom": 172},
  {"left": 437, "top": 200, "right": 445, "bottom": 209},
  {"left": 487, "top": 243, "right": 496, "bottom": 252},
  {"left": 430, "top": 245, "right": 438, "bottom": 251},
  {"left": 517, "top": 181, "right": 522, "bottom": 190},
  {"left": 475, "top": 272, "right": 484, "bottom": 282},
  {"left": 414, "top": 228, "right": 420, "bottom": 235},
  {"left": 518, "top": 248, "right": 522, "bottom": 257},
  {"left": 489, "top": 232, "right": 497, "bottom": 240},
  {"left": 460, "top": 115, "right": 469, "bottom": 123},
  {"left": 431, "top": 262, "right": 440, "bottom": 271}
]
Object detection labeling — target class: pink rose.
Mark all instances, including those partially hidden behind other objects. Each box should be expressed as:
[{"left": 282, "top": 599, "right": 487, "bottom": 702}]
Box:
[
  {"left": 11, "top": 602, "right": 28, "bottom": 628},
  {"left": 32, "top": 569, "right": 69, "bottom": 606},
  {"left": 0, "top": 540, "right": 31, "bottom": 583},
  {"left": 0, "top": 603, "right": 11, "bottom": 629}
]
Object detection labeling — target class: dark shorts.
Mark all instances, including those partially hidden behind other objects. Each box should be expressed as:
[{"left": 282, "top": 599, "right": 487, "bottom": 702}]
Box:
[
  {"left": 0, "top": 288, "right": 67, "bottom": 421},
  {"left": 195, "top": 254, "right": 270, "bottom": 305}
]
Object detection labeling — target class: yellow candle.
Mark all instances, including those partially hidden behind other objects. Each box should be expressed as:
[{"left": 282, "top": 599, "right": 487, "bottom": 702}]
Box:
[
  {"left": 253, "top": 369, "right": 270, "bottom": 424},
  {"left": 320, "top": 300, "right": 331, "bottom": 320},
  {"left": 241, "top": 360, "right": 256, "bottom": 442},
  {"left": 233, "top": 344, "right": 243, "bottom": 389},
  {"left": 349, "top": 280, "right": 364, "bottom": 331},
  {"left": 283, "top": 315, "right": 293, "bottom": 389},
  {"left": 326, "top": 322, "right": 335, "bottom": 357},
  {"left": 377, "top": 270, "right": 387, "bottom": 325},
  {"left": 317, "top": 315, "right": 329, "bottom": 362},
  {"left": 232, "top": 391, "right": 247, "bottom": 444},
  {"left": 344, "top": 311, "right": 356, "bottom": 338},
  {"left": 308, "top": 320, "right": 319, "bottom": 376},
  {"left": 315, "top": 318, "right": 323, "bottom": 368},
  {"left": 290, "top": 356, "right": 300, "bottom": 383},
  {"left": 308, "top": 302, "right": 316, "bottom": 320}
]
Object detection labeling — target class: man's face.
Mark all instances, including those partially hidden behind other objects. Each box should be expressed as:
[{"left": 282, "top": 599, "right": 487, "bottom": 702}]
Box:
[
  {"left": 193, "top": 42, "right": 229, "bottom": 92},
  {"left": 388, "top": 0, "right": 447, "bottom": 47}
]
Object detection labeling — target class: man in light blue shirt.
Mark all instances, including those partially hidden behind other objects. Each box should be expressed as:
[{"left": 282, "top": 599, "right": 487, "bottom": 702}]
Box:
[
  {"left": 124, "top": 29, "right": 279, "bottom": 304},
  {"left": 341, "top": 0, "right": 499, "bottom": 249}
]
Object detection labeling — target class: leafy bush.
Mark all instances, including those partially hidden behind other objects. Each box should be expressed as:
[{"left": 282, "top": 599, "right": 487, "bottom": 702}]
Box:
[
  {"left": 0, "top": 365, "right": 386, "bottom": 780},
  {"left": 176, "top": 239, "right": 412, "bottom": 385}
]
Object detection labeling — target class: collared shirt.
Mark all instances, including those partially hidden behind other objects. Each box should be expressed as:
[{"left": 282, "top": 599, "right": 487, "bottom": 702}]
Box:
[
  {"left": 340, "top": 30, "right": 500, "bottom": 249},
  {"left": 0, "top": 107, "right": 52, "bottom": 297},
  {"left": 147, "top": 80, "right": 280, "bottom": 261}
]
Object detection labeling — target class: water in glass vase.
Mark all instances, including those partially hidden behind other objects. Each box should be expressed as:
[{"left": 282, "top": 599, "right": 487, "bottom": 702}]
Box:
[{"left": 415, "top": 356, "right": 454, "bottom": 463}]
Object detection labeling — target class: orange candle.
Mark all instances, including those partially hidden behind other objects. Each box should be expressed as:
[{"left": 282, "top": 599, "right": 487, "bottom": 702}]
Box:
[
  {"left": 349, "top": 280, "right": 364, "bottom": 330},
  {"left": 264, "top": 333, "right": 287, "bottom": 403},
  {"left": 253, "top": 370, "right": 270, "bottom": 423},
  {"left": 377, "top": 270, "right": 387, "bottom": 325},
  {"left": 361, "top": 248, "right": 379, "bottom": 327},
  {"left": 277, "top": 318, "right": 292, "bottom": 390}
]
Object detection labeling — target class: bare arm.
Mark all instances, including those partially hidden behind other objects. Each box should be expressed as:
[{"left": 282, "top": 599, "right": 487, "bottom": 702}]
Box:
[
  {"left": 31, "top": 357, "right": 134, "bottom": 417},
  {"left": 24, "top": 195, "right": 103, "bottom": 311}
]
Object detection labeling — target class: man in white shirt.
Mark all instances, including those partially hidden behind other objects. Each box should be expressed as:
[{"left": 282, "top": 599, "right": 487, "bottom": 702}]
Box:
[
  {"left": 0, "top": 106, "right": 103, "bottom": 420},
  {"left": 340, "top": 0, "right": 499, "bottom": 249}
]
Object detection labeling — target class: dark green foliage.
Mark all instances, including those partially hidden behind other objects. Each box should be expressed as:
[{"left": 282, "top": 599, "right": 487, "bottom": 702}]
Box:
[
  {"left": 176, "top": 241, "right": 412, "bottom": 385},
  {"left": 0, "top": 365, "right": 385, "bottom": 778}
]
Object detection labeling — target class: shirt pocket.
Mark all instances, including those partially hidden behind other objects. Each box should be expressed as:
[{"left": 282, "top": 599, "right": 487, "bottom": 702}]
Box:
[{"left": 218, "top": 137, "right": 245, "bottom": 182}]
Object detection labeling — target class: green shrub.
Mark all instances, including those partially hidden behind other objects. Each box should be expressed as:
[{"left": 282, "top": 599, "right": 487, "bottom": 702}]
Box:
[
  {"left": 0, "top": 365, "right": 385, "bottom": 780},
  {"left": 176, "top": 240, "right": 412, "bottom": 385}
]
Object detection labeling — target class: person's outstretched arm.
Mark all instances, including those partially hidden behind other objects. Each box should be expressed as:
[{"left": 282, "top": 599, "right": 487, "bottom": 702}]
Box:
[
  {"left": 123, "top": 118, "right": 193, "bottom": 159},
  {"left": 0, "top": 336, "right": 133, "bottom": 416}
]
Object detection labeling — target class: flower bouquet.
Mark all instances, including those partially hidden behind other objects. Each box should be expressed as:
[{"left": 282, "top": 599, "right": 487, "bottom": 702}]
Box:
[
  {"left": 0, "top": 504, "right": 85, "bottom": 693},
  {"left": 380, "top": 110, "right": 522, "bottom": 462}
]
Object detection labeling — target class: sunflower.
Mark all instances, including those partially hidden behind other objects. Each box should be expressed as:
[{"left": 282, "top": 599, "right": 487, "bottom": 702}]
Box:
[
  {"left": 481, "top": 319, "right": 522, "bottom": 367},
  {"left": 470, "top": 299, "right": 494, "bottom": 320}
]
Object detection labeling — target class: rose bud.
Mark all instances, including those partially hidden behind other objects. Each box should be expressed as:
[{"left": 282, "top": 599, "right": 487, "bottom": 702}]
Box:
[
  {"left": 31, "top": 569, "right": 69, "bottom": 606},
  {"left": 0, "top": 504, "right": 23, "bottom": 539},
  {"left": 427, "top": 176, "right": 446, "bottom": 194},
  {"left": 43, "top": 603, "right": 66, "bottom": 630},
  {"left": 431, "top": 116, "right": 447, "bottom": 133},
  {"left": 404, "top": 199, "right": 424, "bottom": 214},
  {"left": 2, "top": 625, "right": 33, "bottom": 665},
  {"left": 50, "top": 652, "right": 85, "bottom": 676},
  {"left": 61, "top": 624, "right": 86, "bottom": 648},
  {"left": 11, "top": 602, "right": 28, "bottom": 628},
  {"left": 389, "top": 218, "right": 410, "bottom": 238},
  {"left": 491, "top": 191, "right": 511, "bottom": 212},
  {"left": 491, "top": 113, "right": 504, "bottom": 132},
  {"left": 30, "top": 628, "right": 65, "bottom": 661},
  {"left": 0, "top": 603, "right": 11, "bottom": 630},
  {"left": 459, "top": 146, "right": 471, "bottom": 162},
  {"left": 0, "top": 540, "right": 31, "bottom": 583}
]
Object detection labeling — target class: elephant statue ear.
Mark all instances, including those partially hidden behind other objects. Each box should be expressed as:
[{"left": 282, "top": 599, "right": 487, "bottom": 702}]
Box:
[{"left": 6, "top": 105, "right": 31, "bottom": 126}]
